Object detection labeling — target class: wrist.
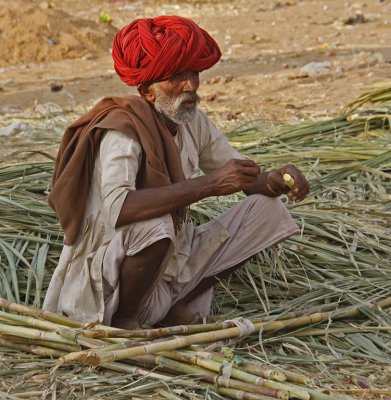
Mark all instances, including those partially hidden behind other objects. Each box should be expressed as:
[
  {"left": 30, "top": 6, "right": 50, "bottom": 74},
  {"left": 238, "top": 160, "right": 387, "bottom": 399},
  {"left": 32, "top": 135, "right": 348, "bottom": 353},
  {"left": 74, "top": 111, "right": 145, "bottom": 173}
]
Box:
[
  {"left": 197, "top": 174, "right": 216, "bottom": 198},
  {"left": 265, "top": 171, "right": 280, "bottom": 197}
]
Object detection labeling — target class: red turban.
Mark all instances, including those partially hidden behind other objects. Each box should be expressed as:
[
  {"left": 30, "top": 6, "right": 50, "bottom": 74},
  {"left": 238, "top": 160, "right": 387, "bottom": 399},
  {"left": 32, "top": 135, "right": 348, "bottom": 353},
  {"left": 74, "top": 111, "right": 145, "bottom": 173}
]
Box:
[{"left": 112, "top": 16, "right": 221, "bottom": 86}]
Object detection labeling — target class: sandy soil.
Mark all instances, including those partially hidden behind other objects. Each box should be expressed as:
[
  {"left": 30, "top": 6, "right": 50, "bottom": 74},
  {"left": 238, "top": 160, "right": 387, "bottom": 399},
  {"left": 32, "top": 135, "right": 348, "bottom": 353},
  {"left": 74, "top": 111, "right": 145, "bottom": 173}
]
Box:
[{"left": 0, "top": 0, "right": 390, "bottom": 125}]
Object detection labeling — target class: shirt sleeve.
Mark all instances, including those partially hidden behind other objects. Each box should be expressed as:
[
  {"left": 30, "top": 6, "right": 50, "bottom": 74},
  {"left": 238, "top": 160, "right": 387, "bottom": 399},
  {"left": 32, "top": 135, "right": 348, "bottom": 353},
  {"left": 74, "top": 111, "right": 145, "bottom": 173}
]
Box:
[
  {"left": 99, "top": 129, "right": 142, "bottom": 229},
  {"left": 196, "top": 110, "right": 245, "bottom": 174}
]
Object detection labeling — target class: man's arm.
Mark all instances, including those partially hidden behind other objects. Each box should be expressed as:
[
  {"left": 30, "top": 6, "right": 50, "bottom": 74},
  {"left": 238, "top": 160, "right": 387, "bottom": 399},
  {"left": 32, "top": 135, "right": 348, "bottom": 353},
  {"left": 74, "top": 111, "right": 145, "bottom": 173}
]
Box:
[
  {"left": 117, "top": 159, "right": 310, "bottom": 228},
  {"left": 116, "top": 159, "right": 259, "bottom": 227}
]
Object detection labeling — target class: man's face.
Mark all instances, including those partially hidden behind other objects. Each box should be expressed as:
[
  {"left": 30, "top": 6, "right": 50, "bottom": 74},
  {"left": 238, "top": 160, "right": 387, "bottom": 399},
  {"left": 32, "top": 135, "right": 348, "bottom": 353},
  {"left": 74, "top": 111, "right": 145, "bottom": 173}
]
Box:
[{"left": 152, "top": 71, "right": 201, "bottom": 124}]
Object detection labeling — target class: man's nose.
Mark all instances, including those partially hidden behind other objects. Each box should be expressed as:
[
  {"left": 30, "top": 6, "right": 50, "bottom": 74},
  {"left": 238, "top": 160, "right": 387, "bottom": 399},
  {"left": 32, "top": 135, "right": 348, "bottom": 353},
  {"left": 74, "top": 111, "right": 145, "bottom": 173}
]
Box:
[{"left": 183, "top": 74, "right": 199, "bottom": 92}]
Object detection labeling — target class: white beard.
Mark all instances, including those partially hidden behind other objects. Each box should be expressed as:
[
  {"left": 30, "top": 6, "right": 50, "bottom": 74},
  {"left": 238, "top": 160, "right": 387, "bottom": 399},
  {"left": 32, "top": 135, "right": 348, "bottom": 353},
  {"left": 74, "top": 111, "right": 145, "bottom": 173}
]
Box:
[{"left": 153, "top": 85, "right": 200, "bottom": 124}]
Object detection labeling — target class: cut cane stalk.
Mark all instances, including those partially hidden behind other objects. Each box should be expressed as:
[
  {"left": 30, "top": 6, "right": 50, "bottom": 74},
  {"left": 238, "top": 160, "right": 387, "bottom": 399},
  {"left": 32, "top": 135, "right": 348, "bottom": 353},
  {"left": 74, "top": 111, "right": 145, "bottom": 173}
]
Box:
[{"left": 283, "top": 173, "right": 295, "bottom": 189}]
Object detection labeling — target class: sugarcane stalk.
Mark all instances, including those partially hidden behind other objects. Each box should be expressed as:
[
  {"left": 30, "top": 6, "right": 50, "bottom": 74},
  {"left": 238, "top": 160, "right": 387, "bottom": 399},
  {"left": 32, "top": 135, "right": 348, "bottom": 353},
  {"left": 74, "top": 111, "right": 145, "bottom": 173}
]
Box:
[
  {"left": 58, "top": 325, "right": 244, "bottom": 365},
  {"left": 283, "top": 174, "right": 295, "bottom": 189},
  {"left": 158, "top": 350, "right": 290, "bottom": 400},
  {"left": 0, "top": 310, "right": 131, "bottom": 353},
  {"left": 261, "top": 296, "right": 391, "bottom": 335},
  {"left": 221, "top": 379, "right": 291, "bottom": 400},
  {"left": 8, "top": 392, "right": 45, "bottom": 399},
  {"left": 59, "top": 295, "right": 391, "bottom": 366},
  {"left": 43, "top": 320, "right": 146, "bottom": 352},
  {"left": 102, "top": 360, "right": 174, "bottom": 381},
  {"left": 294, "top": 386, "right": 357, "bottom": 400},
  {"left": 0, "top": 337, "right": 66, "bottom": 357},
  {"left": 276, "top": 369, "right": 313, "bottom": 387},
  {"left": 198, "top": 352, "right": 312, "bottom": 387},
  {"left": 160, "top": 355, "right": 309, "bottom": 400},
  {"left": 0, "top": 310, "right": 62, "bottom": 332},
  {"left": 157, "top": 388, "right": 184, "bottom": 400},
  {"left": 139, "top": 354, "right": 307, "bottom": 400},
  {"left": 292, "top": 325, "right": 391, "bottom": 337},
  {"left": 0, "top": 323, "right": 76, "bottom": 345},
  {"left": 0, "top": 389, "right": 31, "bottom": 400},
  {"left": 0, "top": 298, "right": 82, "bottom": 328},
  {"left": 0, "top": 334, "right": 81, "bottom": 352},
  {"left": 203, "top": 384, "right": 284, "bottom": 400},
  {"left": 195, "top": 351, "right": 287, "bottom": 382},
  {"left": 128, "top": 353, "right": 279, "bottom": 399},
  {"left": 82, "top": 320, "right": 241, "bottom": 339},
  {"left": 237, "top": 362, "right": 287, "bottom": 384},
  {"left": 0, "top": 317, "right": 134, "bottom": 355},
  {"left": 253, "top": 303, "right": 341, "bottom": 324}
]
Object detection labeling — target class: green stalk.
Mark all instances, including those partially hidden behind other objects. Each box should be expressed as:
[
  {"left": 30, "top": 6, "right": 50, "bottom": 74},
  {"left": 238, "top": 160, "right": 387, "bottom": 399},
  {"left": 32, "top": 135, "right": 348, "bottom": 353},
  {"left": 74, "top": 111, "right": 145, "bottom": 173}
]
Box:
[
  {"left": 291, "top": 325, "right": 391, "bottom": 337},
  {"left": 0, "top": 337, "right": 65, "bottom": 357},
  {"left": 0, "top": 309, "right": 64, "bottom": 331},
  {"left": 194, "top": 351, "right": 287, "bottom": 382},
  {"left": 0, "top": 298, "right": 81, "bottom": 328},
  {"left": 157, "top": 388, "right": 184, "bottom": 400},
  {"left": 135, "top": 354, "right": 306, "bottom": 400},
  {"left": 159, "top": 350, "right": 290, "bottom": 399},
  {"left": 0, "top": 323, "right": 76, "bottom": 345},
  {"left": 8, "top": 392, "right": 45, "bottom": 399},
  {"left": 0, "top": 334, "right": 80, "bottom": 352},
  {"left": 202, "top": 384, "right": 285, "bottom": 400}
]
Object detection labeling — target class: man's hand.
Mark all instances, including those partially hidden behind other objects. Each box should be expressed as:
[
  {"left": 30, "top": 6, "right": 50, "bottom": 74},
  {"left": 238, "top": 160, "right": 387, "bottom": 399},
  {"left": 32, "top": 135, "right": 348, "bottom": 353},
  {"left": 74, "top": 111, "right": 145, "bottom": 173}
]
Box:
[
  {"left": 267, "top": 165, "right": 310, "bottom": 202},
  {"left": 207, "top": 159, "right": 260, "bottom": 196}
]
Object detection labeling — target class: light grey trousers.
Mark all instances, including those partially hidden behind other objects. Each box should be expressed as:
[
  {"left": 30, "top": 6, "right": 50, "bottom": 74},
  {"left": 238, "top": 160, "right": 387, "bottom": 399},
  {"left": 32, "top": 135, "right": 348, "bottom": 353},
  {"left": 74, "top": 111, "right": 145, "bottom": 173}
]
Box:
[{"left": 102, "top": 194, "right": 299, "bottom": 326}]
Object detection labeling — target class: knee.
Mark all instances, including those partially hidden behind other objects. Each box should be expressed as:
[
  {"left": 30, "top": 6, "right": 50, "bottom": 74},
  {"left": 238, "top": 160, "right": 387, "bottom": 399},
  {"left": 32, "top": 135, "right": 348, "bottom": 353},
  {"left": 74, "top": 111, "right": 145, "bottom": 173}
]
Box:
[
  {"left": 247, "top": 193, "right": 282, "bottom": 208},
  {"left": 246, "top": 194, "right": 290, "bottom": 221},
  {"left": 119, "top": 214, "right": 175, "bottom": 256},
  {"left": 149, "top": 238, "right": 171, "bottom": 256}
]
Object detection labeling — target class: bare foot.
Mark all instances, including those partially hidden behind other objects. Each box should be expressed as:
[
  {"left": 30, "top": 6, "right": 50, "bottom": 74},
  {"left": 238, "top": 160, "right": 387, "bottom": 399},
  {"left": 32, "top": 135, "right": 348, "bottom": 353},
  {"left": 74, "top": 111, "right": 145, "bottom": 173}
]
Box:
[
  {"left": 158, "top": 301, "right": 203, "bottom": 326},
  {"left": 111, "top": 315, "right": 140, "bottom": 330}
]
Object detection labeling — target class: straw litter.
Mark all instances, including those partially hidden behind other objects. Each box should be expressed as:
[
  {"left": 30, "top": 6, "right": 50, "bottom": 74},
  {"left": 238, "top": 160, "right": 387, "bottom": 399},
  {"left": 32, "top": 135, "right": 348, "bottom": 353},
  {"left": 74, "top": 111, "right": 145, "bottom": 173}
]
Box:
[{"left": 0, "top": 84, "right": 390, "bottom": 399}]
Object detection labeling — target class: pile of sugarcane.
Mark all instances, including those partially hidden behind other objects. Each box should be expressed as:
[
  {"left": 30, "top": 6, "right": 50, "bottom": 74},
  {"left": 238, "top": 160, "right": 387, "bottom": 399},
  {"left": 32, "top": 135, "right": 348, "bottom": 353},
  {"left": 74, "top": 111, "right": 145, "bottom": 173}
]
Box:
[
  {"left": 1, "top": 84, "right": 391, "bottom": 398},
  {"left": 2, "top": 297, "right": 391, "bottom": 399}
]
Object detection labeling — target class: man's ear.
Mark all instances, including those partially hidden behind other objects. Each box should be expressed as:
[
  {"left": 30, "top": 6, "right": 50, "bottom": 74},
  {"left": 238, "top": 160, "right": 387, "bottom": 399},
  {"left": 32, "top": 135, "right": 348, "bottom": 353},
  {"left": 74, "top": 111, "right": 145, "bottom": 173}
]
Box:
[{"left": 137, "top": 83, "right": 156, "bottom": 102}]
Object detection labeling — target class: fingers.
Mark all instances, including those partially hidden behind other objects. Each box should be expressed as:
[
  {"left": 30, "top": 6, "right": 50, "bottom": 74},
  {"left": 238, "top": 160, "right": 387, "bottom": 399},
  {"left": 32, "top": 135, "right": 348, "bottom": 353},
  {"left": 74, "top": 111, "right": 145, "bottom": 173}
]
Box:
[
  {"left": 230, "top": 159, "right": 260, "bottom": 178},
  {"left": 267, "top": 165, "right": 310, "bottom": 202},
  {"left": 282, "top": 165, "right": 310, "bottom": 202},
  {"left": 267, "top": 170, "right": 290, "bottom": 195},
  {"left": 233, "top": 159, "right": 258, "bottom": 168},
  {"left": 211, "top": 159, "right": 261, "bottom": 196}
]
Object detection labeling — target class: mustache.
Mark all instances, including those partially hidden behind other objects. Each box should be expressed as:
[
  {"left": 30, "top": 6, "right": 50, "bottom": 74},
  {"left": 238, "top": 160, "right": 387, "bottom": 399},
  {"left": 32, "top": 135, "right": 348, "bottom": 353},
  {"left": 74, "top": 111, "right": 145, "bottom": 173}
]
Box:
[{"left": 176, "top": 92, "right": 201, "bottom": 106}]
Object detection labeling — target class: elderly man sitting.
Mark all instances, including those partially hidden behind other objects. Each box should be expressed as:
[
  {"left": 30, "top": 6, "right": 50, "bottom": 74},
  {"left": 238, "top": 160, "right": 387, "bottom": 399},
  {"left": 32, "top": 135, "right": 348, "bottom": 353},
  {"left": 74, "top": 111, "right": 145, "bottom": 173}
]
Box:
[{"left": 43, "top": 16, "right": 309, "bottom": 329}]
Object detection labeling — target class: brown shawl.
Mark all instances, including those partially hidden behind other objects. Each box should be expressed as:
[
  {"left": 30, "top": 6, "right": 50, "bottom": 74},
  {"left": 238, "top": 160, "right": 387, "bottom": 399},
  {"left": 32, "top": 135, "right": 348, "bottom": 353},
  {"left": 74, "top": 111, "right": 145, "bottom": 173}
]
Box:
[{"left": 48, "top": 95, "right": 186, "bottom": 245}]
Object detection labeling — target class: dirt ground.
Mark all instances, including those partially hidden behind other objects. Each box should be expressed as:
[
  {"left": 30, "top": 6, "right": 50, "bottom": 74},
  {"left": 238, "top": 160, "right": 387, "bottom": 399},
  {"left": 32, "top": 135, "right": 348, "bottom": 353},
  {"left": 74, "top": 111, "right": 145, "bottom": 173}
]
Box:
[{"left": 0, "top": 0, "right": 390, "bottom": 125}]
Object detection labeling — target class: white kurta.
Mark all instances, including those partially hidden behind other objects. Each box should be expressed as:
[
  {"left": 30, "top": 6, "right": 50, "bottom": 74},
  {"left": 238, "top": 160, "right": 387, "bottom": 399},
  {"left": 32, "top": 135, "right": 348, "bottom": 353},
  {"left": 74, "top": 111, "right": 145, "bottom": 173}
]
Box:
[{"left": 43, "top": 109, "right": 299, "bottom": 325}]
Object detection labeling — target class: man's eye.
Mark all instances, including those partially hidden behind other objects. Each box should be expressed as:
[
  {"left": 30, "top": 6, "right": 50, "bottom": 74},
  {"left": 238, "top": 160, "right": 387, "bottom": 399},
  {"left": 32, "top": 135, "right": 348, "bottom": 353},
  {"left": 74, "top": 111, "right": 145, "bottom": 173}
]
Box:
[
  {"left": 172, "top": 73, "right": 185, "bottom": 81},
  {"left": 170, "top": 71, "right": 199, "bottom": 81}
]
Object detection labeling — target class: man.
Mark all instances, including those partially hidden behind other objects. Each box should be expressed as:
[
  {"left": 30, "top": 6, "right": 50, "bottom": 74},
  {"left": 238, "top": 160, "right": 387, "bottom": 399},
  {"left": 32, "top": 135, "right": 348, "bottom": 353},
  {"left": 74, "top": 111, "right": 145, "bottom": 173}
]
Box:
[{"left": 43, "top": 16, "right": 309, "bottom": 329}]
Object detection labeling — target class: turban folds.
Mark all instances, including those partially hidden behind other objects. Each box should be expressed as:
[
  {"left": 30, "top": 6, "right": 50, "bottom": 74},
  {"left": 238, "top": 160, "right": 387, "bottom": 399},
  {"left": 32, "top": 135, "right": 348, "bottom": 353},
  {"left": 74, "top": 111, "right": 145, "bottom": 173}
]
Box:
[{"left": 112, "top": 16, "right": 221, "bottom": 86}]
